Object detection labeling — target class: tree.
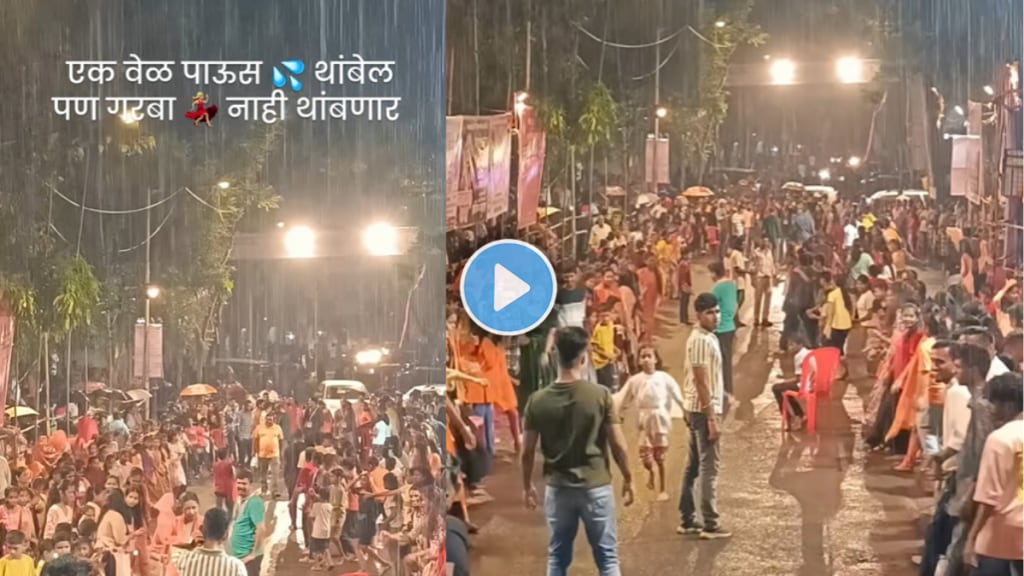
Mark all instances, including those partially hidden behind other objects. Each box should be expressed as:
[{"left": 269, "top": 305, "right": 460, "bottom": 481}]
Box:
[
  {"left": 162, "top": 125, "right": 282, "bottom": 383},
  {"left": 662, "top": 2, "right": 765, "bottom": 182}
]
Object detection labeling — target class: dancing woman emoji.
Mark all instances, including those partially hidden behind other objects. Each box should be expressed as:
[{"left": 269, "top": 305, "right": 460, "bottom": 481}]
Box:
[{"left": 184, "top": 91, "right": 218, "bottom": 127}]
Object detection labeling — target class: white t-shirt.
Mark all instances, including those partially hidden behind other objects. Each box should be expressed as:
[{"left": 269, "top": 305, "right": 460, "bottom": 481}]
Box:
[
  {"left": 616, "top": 370, "right": 685, "bottom": 413},
  {"left": 727, "top": 249, "right": 748, "bottom": 290},
  {"left": 589, "top": 223, "right": 611, "bottom": 247},
  {"left": 310, "top": 501, "right": 333, "bottom": 539},
  {"left": 855, "top": 291, "right": 876, "bottom": 323},
  {"left": 941, "top": 380, "right": 971, "bottom": 472},
  {"left": 843, "top": 224, "right": 859, "bottom": 248},
  {"left": 731, "top": 213, "right": 745, "bottom": 236},
  {"left": 616, "top": 371, "right": 685, "bottom": 446}
]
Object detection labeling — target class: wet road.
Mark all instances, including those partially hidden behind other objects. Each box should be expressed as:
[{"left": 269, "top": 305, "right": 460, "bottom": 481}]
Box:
[{"left": 467, "top": 264, "right": 938, "bottom": 576}]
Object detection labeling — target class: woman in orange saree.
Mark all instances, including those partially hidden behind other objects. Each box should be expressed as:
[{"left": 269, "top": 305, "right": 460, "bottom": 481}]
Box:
[
  {"left": 864, "top": 303, "right": 924, "bottom": 451},
  {"left": 884, "top": 305, "right": 947, "bottom": 471},
  {"left": 636, "top": 255, "right": 660, "bottom": 343}
]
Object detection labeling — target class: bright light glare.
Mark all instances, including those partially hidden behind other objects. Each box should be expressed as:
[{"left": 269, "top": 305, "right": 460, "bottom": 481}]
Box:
[
  {"left": 355, "top": 348, "right": 383, "bottom": 365},
  {"left": 364, "top": 222, "right": 399, "bottom": 256},
  {"left": 217, "top": 181, "right": 230, "bottom": 189},
  {"left": 514, "top": 91, "right": 528, "bottom": 115},
  {"left": 770, "top": 59, "right": 796, "bottom": 85},
  {"left": 835, "top": 57, "right": 864, "bottom": 84},
  {"left": 284, "top": 225, "right": 316, "bottom": 259},
  {"left": 847, "top": 156, "right": 862, "bottom": 168},
  {"left": 818, "top": 168, "right": 831, "bottom": 181},
  {"left": 655, "top": 106, "right": 668, "bottom": 119},
  {"left": 983, "top": 85, "right": 994, "bottom": 96},
  {"left": 145, "top": 285, "right": 160, "bottom": 299},
  {"left": 715, "top": 20, "right": 726, "bottom": 28},
  {"left": 120, "top": 111, "right": 139, "bottom": 125}
]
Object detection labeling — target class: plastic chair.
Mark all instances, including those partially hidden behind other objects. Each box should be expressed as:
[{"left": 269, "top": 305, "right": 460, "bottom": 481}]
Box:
[{"left": 781, "top": 346, "right": 841, "bottom": 433}]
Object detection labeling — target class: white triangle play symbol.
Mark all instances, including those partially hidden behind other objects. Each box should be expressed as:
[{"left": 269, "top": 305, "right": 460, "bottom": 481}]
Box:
[{"left": 493, "top": 263, "right": 531, "bottom": 312}]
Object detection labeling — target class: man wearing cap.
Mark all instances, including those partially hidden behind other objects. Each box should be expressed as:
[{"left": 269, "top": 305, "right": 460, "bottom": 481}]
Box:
[{"left": 677, "top": 292, "right": 731, "bottom": 540}]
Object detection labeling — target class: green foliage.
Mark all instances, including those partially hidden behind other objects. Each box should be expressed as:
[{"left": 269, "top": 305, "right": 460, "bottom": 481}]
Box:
[
  {"left": 577, "top": 83, "right": 618, "bottom": 147},
  {"left": 662, "top": 1, "right": 766, "bottom": 177},
  {"left": 51, "top": 255, "right": 101, "bottom": 333},
  {"left": 0, "top": 278, "right": 37, "bottom": 322}
]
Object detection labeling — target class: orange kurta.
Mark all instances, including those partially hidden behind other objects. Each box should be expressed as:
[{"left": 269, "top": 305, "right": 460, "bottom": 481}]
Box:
[
  {"left": 458, "top": 341, "right": 490, "bottom": 405},
  {"left": 478, "top": 338, "right": 517, "bottom": 412},
  {"left": 885, "top": 336, "right": 935, "bottom": 441}
]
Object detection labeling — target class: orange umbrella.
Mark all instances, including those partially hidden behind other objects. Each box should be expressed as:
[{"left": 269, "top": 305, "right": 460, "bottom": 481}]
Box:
[
  {"left": 180, "top": 383, "right": 218, "bottom": 397},
  {"left": 681, "top": 186, "right": 714, "bottom": 198}
]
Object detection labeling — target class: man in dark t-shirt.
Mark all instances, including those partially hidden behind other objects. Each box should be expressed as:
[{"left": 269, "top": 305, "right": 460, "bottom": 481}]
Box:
[{"left": 521, "top": 327, "right": 634, "bottom": 576}]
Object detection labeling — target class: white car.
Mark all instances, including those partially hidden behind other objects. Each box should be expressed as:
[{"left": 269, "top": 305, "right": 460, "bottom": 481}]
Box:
[
  {"left": 321, "top": 379, "right": 368, "bottom": 415},
  {"left": 402, "top": 384, "right": 446, "bottom": 406}
]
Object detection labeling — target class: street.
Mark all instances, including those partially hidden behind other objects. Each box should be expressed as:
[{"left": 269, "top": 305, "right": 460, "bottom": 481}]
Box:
[{"left": 465, "top": 263, "right": 941, "bottom": 576}]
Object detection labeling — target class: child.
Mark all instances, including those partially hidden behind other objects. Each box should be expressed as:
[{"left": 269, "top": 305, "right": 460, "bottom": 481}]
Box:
[
  {"left": 328, "top": 468, "right": 353, "bottom": 563},
  {"left": 614, "top": 346, "right": 685, "bottom": 501},
  {"left": 212, "top": 448, "right": 236, "bottom": 519},
  {"left": 309, "top": 484, "right": 334, "bottom": 571},
  {"left": 0, "top": 531, "right": 35, "bottom": 576},
  {"left": 590, "top": 305, "right": 620, "bottom": 391}
]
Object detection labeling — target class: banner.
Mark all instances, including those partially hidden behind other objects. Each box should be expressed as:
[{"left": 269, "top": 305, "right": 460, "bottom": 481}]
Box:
[
  {"left": 950, "top": 135, "right": 982, "bottom": 204},
  {"left": 644, "top": 135, "right": 670, "bottom": 185},
  {"left": 448, "top": 114, "right": 513, "bottom": 229},
  {"left": 132, "top": 323, "right": 164, "bottom": 380},
  {"left": 0, "top": 301, "right": 14, "bottom": 428},
  {"left": 516, "top": 106, "right": 546, "bottom": 229},
  {"left": 445, "top": 117, "right": 464, "bottom": 231}
]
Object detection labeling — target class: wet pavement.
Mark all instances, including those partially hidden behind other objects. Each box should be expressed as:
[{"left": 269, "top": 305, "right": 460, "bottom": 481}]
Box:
[{"left": 466, "top": 263, "right": 942, "bottom": 576}]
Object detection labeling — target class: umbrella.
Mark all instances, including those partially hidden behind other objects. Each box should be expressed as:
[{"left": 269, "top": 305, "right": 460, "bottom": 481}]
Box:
[
  {"left": 5, "top": 406, "right": 38, "bottom": 418},
  {"left": 537, "top": 206, "right": 560, "bottom": 218},
  {"left": 126, "top": 389, "right": 152, "bottom": 401},
  {"left": 180, "top": 384, "right": 218, "bottom": 397},
  {"left": 635, "top": 192, "right": 659, "bottom": 206},
  {"left": 681, "top": 186, "right": 714, "bottom": 198},
  {"left": 782, "top": 181, "right": 805, "bottom": 192}
]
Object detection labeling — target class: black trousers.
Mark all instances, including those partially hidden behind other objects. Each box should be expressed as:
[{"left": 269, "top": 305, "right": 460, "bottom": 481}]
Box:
[
  {"left": 679, "top": 292, "right": 691, "bottom": 323},
  {"left": 716, "top": 331, "right": 735, "bottom": 396},
  {"left": 772, "top": 382, "right": 803, "bottom": 418},
  {"left": 920, "top": 482, "right": 957, "bottom": 576}
]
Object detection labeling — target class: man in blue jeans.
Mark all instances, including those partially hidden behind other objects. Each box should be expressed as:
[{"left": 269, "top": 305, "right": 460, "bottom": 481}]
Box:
[
  {"left": 521, "top": 326, "right": 635, "bottom": 576},
  {"left": 677, "top": 292, "right": 732, "bottom": 539}
]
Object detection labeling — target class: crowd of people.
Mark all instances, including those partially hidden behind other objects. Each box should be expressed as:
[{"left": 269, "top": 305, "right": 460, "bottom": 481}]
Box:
[
  {"left": 445, "top": 185, "right": 1022, "bottom": 576},
  {"left": 0, "top": 378, "right": 448, "bottom": 576}
]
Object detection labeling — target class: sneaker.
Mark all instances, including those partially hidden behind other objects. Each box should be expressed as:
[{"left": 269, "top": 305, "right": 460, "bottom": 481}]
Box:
[
  {"left": 675, "top": 523, "right": 703, "bottom": 535},
  {"left": 700, "top": 526, "right": 733, "bottom": 540}
]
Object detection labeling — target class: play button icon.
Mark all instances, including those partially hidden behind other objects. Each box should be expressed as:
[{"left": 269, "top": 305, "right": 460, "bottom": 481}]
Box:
[
  {"left": 493, "top": 264, "right": 531, "bottom": 312},
  {"left": 460, "top": 239, "right": 557, "bottom": 336}
]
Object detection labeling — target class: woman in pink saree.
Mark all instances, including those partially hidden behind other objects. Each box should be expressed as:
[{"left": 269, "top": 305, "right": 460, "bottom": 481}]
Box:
[{"left": 151, "top": 492, "right": 203, "bottom": 576}]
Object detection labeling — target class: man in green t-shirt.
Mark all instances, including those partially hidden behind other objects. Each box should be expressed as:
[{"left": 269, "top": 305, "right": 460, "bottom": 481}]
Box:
[
  {"left": 228, "top": 469, "right": 269, "bottom": 576},
  {"left": 521, "top": 326, "right": 634, "bottom": 576}
]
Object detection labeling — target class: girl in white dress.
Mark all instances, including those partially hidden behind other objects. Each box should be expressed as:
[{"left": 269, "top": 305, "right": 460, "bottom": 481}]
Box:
[{"left": 615, "top": 346, "right": 686, "bottom": 501}]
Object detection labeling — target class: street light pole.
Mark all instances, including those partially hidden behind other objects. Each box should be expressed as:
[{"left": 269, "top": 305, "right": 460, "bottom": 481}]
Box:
[
  {"left": 651, "top": 0, "right": 663, "bottom": 192},
  {"left": 143, "top": 187, "right": 152, "bottom": 417}
]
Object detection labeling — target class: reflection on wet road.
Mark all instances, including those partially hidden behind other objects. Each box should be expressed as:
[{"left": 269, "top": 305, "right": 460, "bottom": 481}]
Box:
[{"left": 469, "top": 264, "right": 927, "bottom": 576}]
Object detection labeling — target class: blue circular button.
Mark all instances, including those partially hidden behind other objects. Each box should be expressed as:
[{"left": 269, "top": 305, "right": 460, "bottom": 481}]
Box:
[{"left": 459, "top": 240, "right": 557, "bottom": 336}]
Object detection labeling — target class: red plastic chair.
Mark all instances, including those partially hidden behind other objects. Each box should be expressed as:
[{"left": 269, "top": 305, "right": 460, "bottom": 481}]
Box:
[{"left": 781, "top": 347, "right": 841, "bottom": 433}]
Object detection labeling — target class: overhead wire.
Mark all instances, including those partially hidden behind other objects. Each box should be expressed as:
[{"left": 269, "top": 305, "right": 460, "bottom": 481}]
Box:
[
  {"left": 573, "top": 21, "right": 683, "bottom": 49},
  {"left": 632, "top": 38, "right": 681, "bottom": 80},
  {"left": 45, "top": 182, "right": 180, "bottom": 214},
  {"left": 117, "top": 199, "right": 178, "bottom": 253},
  {"left": 183, "top": 186, "right": 229, "bottom": 217}
]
